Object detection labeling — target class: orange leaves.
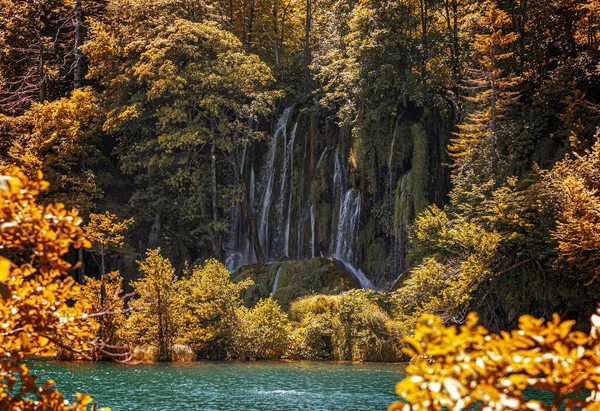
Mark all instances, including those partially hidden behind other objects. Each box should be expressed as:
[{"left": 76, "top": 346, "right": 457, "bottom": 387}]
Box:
[
  {"left": 390, "top": 308, "right": 600, "bottom": 411},
  {"left": 0, "top": 167, "right": 105, "bottom": 410}
]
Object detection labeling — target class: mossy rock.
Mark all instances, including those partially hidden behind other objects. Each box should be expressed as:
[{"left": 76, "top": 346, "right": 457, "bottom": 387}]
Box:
[{"left": 232, "top": 258, "right": 355, "bottom": 311}]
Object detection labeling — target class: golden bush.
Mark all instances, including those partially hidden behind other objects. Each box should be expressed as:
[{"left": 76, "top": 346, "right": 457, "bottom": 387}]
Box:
[{"left": 390, "top": 309, "right": 600, "bottom": 411}]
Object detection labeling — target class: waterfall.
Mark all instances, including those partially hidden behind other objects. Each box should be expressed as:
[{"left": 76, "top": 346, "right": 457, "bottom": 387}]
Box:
[
  {"left": 283, "top": 122, "right": 298, "bottom": 257},
  {"left": 332, "top": 149, "right": 345, "bottom": 204},
  {"left": 334, "top": 188, "right": 361, "bottom": 262},
  {"left": 332, "top": 188, "right": 374, "bottom": 290},
  {"left": 316, "top": 147, "right": 327, "bottom": 170},
  {"left": 258, "top": 107, "right": 292, "bottom": 258},
  {"left": 337, "top": 260, "right": 374, "bottom": 290},
  {"left": 224, "top": 106, "right": 375, "bottom": 290},
  {"left": 272, "top": 266, "right": 282, "bottom": 294},
  {"left": 224, "top": 141, "right": 250, "bottom": 272}
]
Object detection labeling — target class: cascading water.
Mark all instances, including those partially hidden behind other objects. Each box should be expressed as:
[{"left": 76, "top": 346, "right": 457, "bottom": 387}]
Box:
[
  {"left": 272, "top": 266, "right": 282, "bottom": 294},
  {"left": 332, "top": 188, "right": 374, "bottom": 290},
  {"left": 224, "top": 106, "right": 376, "bottom": 289},
  {"left": 283, "top": 123, "right": 297, "bottom": 257},
  {"left": 258, "top": 107, "right": 292, "bottom": 259},
  {"left": 334, "top": 188, "right": 361, "bottom": 262}
]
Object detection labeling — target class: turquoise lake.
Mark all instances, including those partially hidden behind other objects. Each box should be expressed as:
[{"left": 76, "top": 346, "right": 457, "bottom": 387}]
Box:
[{"left": 29, "top": 361, "right": 405, "bottom": 410}]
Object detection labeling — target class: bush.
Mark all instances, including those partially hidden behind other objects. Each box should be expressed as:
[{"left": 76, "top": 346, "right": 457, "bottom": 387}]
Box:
[
  {"left": 230, "top": 297, "right": 291, "bottom": 360},
  {"left": 289, "top": 290, "right": 401, "bottom": 361},
  {"left": 390, "top": 308, "right": 600, "bottom": 411}
]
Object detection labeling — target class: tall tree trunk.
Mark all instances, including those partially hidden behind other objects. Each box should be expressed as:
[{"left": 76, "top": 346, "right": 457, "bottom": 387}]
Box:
[
  {"left": 157, "top": 286, "right": 166, "bottom": 361},
  {"left": 304, "top": 0, "right": 311, "bottom": 95},
  {"left": 74, "top": 0, "right": 83, "bottom": 88},
  {"left": 78, "top": 248, "right": 85, "bottom": 283},
  {"left": 210, "top": 141, "right": 221, "bottom": 261},
  {"left": 419, "top": 0, "right": 428, "bottom": 85},
  {"left": 247, "top": 0, "right": 255, "bottom": 46},
  {"left": 100, "top": 244, "right": 106, "bottom": 305}
]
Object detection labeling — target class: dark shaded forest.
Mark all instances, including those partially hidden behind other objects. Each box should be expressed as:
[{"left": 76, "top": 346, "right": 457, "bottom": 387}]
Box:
[{"left": 1, "top": 0, "right": 600, "bottom": 358}]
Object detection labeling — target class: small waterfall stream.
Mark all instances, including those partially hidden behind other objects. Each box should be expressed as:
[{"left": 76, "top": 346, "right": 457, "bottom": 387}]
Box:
[
  {"left": 283, "top": 123, "right": 298, "bottom": 257},
  {"left": 272, "top": 266, "right": 282, "bottom": 294}
]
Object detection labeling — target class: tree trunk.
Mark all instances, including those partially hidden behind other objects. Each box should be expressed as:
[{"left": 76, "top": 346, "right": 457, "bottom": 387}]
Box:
[
  {"left": 157, "top": 286, "right": 167, "bottom": 361},
  {"left": 78, "top": 247, "right": 85, "bottom": 283},
  {"left": 74, "top": 0, "right": 83, "bottom": 88},
  {"left": 210, "top": 141, "right": 221, "bottom": 261},
  {"left": 304, "top": 0, "right": 311, "bottom": 95},
  {"left": 247, "top": 0, "right": 255, "bottom": 46},
  {"left": 100, "top": 244, "right": 106, "bottom": 305},
  {"left": 38, "top": 42, "right": 45, "bottom": 102},
  {"left": 419, "top": 0, "right": 428, "bottom": 85}
]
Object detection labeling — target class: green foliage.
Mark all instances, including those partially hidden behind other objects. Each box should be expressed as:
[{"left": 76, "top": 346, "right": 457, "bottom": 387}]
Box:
[
  {"left": 289, "top": 290, "right": 401, "bottom": 361},
  {"left": 392, "top": 205, "right": 501, "bottom": 333},
  {"left": 84, "top": 6, "right": 280, "bottom": 256},
  {"left": 120, "top": 249, "right": 178, "bottom": 361},
  {"left": 230, "top": 297, "right": 291, "bottom": 360},
  {"left": 234, "top": 258, "right": 355, "bottom": 311},
  {"left": 174, "top": 259, "right": 252, "bottom": 358}
]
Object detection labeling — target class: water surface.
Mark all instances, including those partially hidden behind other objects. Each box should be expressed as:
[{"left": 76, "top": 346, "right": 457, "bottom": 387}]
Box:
[{"left": 30, "top": 361, "right": 405, "bottom": 411}]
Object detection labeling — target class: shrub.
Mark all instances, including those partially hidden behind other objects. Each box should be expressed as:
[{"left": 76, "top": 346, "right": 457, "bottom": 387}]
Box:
[
  {"left": 230, "top": 297, "right": 291, "bottom": 360},
  {"left": 390, "top": 308, "right": 600, "bottom": 411}
]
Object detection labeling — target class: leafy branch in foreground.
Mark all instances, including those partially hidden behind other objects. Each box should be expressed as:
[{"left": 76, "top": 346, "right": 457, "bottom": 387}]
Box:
[
  {"left": 0, "top": 168, "right": 108, "bottom": 410},
  {"left": 390, "top": 308, "right": 600, "bottom": 411}
]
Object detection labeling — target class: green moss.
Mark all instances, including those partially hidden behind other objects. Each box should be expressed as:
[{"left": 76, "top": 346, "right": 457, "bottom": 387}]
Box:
[
  {"left": 410, "top": 123, "right": 429, "bottom": 215},
  {"left": 365, "top": 239, "right": 388, "bottom": 276},
  {"left": 233, "top": 258, "right": 355, "bottom": 311}
]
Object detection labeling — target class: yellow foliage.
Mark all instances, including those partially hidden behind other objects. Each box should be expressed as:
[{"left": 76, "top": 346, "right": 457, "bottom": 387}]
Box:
[
  {"left": 84, "top": 211, "right": 134, "bottom": 256},
  {"left": 230, "top": 297, "right": 291, "bottom": 360},
  {"left": 0, "top": 168, "right": 107, "bottom": 410},
  {"left": 120, "top": 249, "right": 178, "bottom": 361},
  {"left": 174, "top": 259, "right": 253, "bottom": 357},
  {"left": 390, "top": 309, "right": 600, "bottom": 411},
  {"left": 538, "top": 133, "right": 600, "bottom": 284},
  {"left": 75, "top": 271, "right": 126, "bottom": 360}
]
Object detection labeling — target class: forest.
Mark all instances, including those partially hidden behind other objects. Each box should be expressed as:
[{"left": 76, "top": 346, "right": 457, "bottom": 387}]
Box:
[{"left": 1, "top": 0, "right": 600, "bottom": 375}]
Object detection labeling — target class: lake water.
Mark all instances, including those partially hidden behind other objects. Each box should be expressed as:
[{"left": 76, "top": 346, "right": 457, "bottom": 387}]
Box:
[{"left": 29, "top": 361, "right": 405, "bottom": 411}]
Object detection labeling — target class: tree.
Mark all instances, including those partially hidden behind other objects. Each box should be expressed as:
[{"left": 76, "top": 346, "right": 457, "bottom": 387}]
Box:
[
  {"left": 84, "top": 9, "right": 279, "bottom": 261},
  {"left": 390, "top": 308, "right": 600, "bottom": 411},
  {"left": 1, "top": 87, "right": 104, "bottom": 216},
  {"left": 0, "top": 168, "right": 106, "bottom": 410},
  {"left": 537, "top": 132, "right": 600, "bottom": 285},
  {"left": 75, "top": 271, "right": 127, "bottom": 360},
  {"left": 449, "top": 1, "right": 520, "bottom": 191},
  {"left": 174, "top": 259, "right": 252, "bottom": 358},
  {"left": 392, "top": 205, "right": 502, "bottom": 333},
  {"left": 84, "top": 211, "right": 134, "bottom": 280},
  {"left": 121, "top": 249, "right": 178, "bottom": 361}
]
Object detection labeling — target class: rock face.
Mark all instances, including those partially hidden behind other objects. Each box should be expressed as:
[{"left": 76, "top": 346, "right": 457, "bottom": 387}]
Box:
[
  {"left": 232, "top": 258, "right": 356, "bottom": 311},
  {"left": 224, "top": 103, "right": 454, "bottom": 287}
]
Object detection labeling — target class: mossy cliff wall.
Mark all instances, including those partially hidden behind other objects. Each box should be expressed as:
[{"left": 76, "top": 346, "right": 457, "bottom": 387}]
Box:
[{"left": 224, "top": 101, "right": 454, "bottom": 287}]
